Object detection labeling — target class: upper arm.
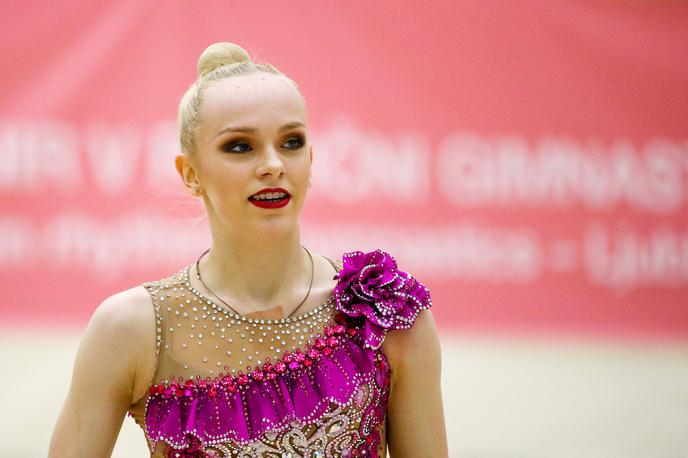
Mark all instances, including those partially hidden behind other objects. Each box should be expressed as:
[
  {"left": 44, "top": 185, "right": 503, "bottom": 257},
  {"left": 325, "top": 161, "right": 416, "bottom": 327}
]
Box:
[
  {"left": 49, "top": 286, "right": 156, "bottom": 457},
  {"left": 383, "top": 309, "right": 448, "bottom": 458}
]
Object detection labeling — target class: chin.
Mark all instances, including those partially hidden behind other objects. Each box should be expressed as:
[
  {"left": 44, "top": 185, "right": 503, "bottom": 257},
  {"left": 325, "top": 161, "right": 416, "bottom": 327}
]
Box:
[{"left": 253, "top": 214, "right": 300, "bottom": 233}]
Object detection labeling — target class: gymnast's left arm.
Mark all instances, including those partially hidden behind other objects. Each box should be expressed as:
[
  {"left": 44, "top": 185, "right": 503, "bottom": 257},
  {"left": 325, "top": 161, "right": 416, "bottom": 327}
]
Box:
[{"left": 383, "top": 309, "right": 449, "bottom": 457}]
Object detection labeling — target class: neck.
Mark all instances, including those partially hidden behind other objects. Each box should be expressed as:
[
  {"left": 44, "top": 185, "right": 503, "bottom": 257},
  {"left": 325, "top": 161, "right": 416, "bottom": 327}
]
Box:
[{"left": 197, "top": 221, "right": 311, "bottom": 314}]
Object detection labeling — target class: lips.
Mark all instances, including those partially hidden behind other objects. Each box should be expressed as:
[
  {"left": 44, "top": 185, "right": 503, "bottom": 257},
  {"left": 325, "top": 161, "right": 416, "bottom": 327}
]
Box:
[
  {"left": 248, "top": 187, "right": 291, "bottom": 209},
  {"left": 248, "top": 187, "right": 291, "bottom": 200}
]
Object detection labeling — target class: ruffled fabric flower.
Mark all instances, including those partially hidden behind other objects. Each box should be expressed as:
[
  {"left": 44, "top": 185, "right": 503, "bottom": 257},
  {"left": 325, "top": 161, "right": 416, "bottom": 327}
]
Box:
[{"left": 333, "top": 249, "right": 432, "bottom": 349}]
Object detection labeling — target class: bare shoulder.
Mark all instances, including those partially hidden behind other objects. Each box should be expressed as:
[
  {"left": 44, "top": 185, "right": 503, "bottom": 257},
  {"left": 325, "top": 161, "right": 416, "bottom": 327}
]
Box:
[
  {"left": 88, "top": 285, "right": 155, "bottom": 342},
  {"left": 382, "top": 309, "right": 441, "bottom": 373},
  {"left": 86, "top": 285, "right": 157, "bottom": 366},
  {"left": 49, "top": 286, "right": 156, "bottom": 455},
  {"left": 81, "top": 285, "right": 157, "bottom": 401},
  {"left": 89, "top": 286, "right": 155, "bottom": 349}
]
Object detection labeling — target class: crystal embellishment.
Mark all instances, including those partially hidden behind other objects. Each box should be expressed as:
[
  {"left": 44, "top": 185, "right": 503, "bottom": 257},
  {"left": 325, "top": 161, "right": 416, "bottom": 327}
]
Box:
[{"left": 130, "top": 250, "right": 430, "bottom": 458}]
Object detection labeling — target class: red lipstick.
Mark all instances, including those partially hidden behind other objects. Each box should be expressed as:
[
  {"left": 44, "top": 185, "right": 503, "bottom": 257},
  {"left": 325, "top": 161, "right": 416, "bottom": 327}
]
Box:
[{"left": 248, "top": 187, "right": 291, "bottom": 209}]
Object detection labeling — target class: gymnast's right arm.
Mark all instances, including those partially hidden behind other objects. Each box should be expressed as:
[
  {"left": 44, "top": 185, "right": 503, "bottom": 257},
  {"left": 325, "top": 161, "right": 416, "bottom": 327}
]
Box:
[{"left": 49, "top": 287, "right": 156, "bottom": 457}]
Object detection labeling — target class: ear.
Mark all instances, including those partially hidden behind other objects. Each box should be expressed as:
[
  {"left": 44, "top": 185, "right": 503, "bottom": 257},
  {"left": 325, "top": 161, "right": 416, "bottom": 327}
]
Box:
[{"left": 175, "top": 154, "right": 202, "bottom": 196}]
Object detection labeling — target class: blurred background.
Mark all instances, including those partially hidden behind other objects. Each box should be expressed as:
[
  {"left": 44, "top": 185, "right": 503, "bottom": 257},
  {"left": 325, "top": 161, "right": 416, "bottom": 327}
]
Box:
[{"left": 1, "top": 1, "right": 687, "bottom": 456}]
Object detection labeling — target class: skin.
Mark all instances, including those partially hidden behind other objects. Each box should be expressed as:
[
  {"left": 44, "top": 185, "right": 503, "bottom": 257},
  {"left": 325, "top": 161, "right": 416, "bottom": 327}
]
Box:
[{"left": 49, "top": 72, "right": 448, "bottom": 457}]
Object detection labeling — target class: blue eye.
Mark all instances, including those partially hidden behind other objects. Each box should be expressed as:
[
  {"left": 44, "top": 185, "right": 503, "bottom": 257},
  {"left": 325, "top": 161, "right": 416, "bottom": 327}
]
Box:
[
  {"left": 283, "top": 137, "right": 304, "bottom": 149},
  {"left": 223, "top": 142, "right": 252, "bottom": 153}
]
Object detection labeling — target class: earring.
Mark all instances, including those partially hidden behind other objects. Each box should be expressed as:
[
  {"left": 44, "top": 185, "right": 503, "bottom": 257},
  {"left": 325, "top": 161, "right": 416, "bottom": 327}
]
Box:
[
  {"left": 308, "top": 177, "right": 312, "bottom": 187},
  {"left": 192, "top": 185, "right": 201, "bottom": 196}
]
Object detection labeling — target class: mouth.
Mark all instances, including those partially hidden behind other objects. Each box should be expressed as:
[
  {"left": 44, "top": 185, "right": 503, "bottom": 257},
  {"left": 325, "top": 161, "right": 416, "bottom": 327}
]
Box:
[
  {"left": 248, "top": 188, "right": 291, "bottom": 208},
  {"left": 249, "top": 191, "right": 290, "bottom": 202}
]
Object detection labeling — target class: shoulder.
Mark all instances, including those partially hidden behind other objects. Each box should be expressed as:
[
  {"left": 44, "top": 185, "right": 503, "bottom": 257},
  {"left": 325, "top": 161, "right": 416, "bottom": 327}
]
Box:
[
  {"left": 82, "top": 286, "right": 157, "bottom": 380},
  {"left": 67, "top": 285, "right": 157, "bottom": 405},
  {"left": 89, "top": 268, "right": 185, "bottom": 337},
  {"left": 89, "top": 286, "right": 155, "bottom": 339},
  {"left": 382, "top": 308, "right": 441, "bottom": 374},
  {"left": 84, "top": 286, "right": 156, "bottom": 371},
  {"left": 49, "top": 286, "right": 157, "bottom": 453}
]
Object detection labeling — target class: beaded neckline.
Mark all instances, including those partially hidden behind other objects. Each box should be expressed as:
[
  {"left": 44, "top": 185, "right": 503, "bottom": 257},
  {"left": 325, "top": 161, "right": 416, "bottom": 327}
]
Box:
[{"left": 182, "top": 265, "right": 335, "bottom": 324}]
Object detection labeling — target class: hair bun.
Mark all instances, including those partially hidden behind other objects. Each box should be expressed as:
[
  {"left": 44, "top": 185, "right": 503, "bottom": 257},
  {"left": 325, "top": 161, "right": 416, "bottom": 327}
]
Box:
[{"left": 197, "top": 42, "right": 252, "bottom": 78}]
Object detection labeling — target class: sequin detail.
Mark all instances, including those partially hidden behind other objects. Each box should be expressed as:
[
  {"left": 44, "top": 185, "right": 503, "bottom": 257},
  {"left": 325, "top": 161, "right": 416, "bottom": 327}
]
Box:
[{"left": 131, "top": 250, "right": 430, "bottom": 458}]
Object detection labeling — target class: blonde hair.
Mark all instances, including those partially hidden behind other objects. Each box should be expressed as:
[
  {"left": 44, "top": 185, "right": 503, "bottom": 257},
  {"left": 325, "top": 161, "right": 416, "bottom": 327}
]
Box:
[{"left": 178, "top": 42, "right": 298, "bottom": 154}]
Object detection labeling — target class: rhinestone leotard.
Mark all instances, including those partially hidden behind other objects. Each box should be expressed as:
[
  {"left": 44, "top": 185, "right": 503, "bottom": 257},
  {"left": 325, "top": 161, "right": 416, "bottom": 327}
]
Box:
[{"left": 128, "top": 250, "right": 432, "bottom": 458}]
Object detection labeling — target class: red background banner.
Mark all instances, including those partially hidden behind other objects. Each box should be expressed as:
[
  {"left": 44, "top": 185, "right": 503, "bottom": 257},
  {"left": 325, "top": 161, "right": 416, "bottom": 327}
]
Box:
[{"left": 1, "top": 1, "right": 687, "bottom": 338}]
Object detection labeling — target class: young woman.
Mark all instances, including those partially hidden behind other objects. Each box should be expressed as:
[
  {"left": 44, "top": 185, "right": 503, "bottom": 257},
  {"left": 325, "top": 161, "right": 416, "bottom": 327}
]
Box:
[{"left": 50, "top": 42, "right": 448, "bottom": 458}]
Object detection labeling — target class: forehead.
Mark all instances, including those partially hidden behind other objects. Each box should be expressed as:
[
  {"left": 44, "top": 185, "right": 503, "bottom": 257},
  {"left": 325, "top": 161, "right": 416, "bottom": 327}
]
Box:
[{"left": 198, "top": 73, "right": 307, "bottom": 135}]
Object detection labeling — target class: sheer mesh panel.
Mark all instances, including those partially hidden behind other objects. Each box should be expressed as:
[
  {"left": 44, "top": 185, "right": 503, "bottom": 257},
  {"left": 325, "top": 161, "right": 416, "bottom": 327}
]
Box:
[
  {"left": 128, "top": 257, "right": 389, "bottom": 457},
  {"left": 161, "top": 267, "right": 336, "bottom": 382}
]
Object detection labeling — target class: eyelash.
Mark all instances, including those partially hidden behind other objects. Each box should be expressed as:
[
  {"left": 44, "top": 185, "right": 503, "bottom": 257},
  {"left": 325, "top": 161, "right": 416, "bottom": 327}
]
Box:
[{"left": 222, "top": 136, "right": 305, "bottom": 154}]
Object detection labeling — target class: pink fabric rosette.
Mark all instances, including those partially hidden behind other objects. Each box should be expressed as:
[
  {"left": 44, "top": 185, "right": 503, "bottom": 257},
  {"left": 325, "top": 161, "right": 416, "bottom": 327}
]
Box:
[{"left": 333, "top": 249, "right": 432, "bottom": 349}]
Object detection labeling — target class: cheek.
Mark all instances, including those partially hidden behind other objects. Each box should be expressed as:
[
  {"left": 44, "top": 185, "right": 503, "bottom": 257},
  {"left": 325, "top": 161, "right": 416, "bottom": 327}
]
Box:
[
  {"left": 202, "top": 161, "right": 247, "bottom": 195},
  {"left": 291, "top": 156, "right": 312, "bottom": 180}
]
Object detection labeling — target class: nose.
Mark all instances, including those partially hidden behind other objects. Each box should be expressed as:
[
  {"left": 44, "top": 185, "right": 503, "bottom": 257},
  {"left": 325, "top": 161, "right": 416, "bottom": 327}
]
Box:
[{"left": 256, "top": 145, "right": 286, "bottom": 178}]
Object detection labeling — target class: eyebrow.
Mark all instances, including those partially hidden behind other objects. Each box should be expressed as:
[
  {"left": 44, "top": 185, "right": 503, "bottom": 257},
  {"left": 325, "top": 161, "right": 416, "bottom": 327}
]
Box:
[{"left": 214, "top": 122, "right": 305, "bottom": 138}]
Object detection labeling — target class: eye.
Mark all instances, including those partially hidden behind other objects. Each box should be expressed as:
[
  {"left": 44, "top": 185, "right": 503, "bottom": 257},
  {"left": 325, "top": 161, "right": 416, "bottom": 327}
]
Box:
[
  {"left": 282, "top": 136, "right": 305, "bottom": 150},
  {"left": 222, "top": 141, "right": 252, "bottom": 153}
]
